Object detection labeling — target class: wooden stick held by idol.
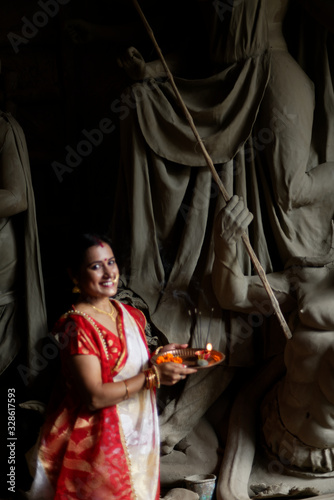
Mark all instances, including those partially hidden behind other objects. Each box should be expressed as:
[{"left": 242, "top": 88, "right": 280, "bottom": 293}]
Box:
[{"left": 131, "top": 0, "right": 292, "bottom": 341}]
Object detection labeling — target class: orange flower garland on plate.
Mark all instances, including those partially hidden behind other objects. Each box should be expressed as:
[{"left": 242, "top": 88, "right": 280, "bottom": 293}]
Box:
[{"left": 155, "top": 352, "right": 183, "bottom": 364}]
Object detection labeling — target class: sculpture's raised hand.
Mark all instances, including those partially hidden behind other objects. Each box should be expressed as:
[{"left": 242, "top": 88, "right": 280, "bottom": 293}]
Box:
[{"left": 215, "top": 195, "right": 253, "bottom": 248}]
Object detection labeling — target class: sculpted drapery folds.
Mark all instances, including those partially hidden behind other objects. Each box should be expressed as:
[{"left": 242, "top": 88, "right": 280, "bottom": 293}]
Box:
[
  {"left": 110, "top": 0, "right": 334, "bottom": 488},
  {"left": 113, "top": 0, "right": 334, "bottom": 359},
  {"left": 0, "top": 111, "right": 47, "bottom": 383},
  {"left": 113, "top": 0, "right": 272, "bottom": 359}
]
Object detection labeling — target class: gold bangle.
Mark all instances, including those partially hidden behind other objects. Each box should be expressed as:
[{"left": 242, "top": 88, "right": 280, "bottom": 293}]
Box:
[
  {"left": 147, "top": 370, "right": 154, "bottom": 390},
  {"left": 123, "top": 380, "right": 129, "bottom": 400},
  {"left": 151, "top": 365, "right": 160, "bottom": 389},
  {"left": 153, "top": 346, "right": 164, "bottom": 356}
]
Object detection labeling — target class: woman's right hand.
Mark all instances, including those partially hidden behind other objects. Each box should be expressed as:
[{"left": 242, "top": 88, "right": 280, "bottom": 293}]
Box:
[{"left": 156, "top": 362, "right": 197, "bottom": 386}]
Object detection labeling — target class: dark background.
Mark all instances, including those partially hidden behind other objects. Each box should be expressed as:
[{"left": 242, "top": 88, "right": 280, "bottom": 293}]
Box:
[{"left": 0, "top": 0, "right": 196, "bottom": 326}]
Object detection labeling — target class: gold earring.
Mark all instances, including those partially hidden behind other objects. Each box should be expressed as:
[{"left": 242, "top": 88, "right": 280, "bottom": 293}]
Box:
[{"left": 72, "top": 279, "right": 81, "bottom": 294}]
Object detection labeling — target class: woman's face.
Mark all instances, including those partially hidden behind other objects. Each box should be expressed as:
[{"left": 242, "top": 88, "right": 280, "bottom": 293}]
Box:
[{"left": 77, "top": 243, "right": 119, "bottom": 300}]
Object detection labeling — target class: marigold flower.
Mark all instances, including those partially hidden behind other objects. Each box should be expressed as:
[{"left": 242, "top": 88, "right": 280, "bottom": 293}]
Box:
[{"left": 156, "top": 353, "right": 183, "bottom": 364}]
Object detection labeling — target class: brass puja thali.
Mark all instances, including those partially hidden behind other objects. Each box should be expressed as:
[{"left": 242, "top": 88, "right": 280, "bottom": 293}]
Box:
[{"left": 151, "top": 348, "right": 225, "bottom": 370}]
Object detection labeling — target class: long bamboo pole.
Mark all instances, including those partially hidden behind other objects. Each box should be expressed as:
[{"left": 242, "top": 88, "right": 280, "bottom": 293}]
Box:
[{"left": 132, "top": 0, "right": 292, "bottom": 340}]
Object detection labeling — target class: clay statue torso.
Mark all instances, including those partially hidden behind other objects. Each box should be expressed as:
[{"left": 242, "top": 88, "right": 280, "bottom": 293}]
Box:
[{"left": 278, "top": 266, "right": 334, "bottom": 448}]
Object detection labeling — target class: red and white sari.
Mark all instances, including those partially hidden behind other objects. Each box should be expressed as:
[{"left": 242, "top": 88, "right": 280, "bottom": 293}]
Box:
[{"left": 28, "top": 300, "right": 160, "bottom": 500}]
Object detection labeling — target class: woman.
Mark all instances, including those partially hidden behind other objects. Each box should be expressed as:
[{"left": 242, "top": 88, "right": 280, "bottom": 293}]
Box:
[{"left": 28, "top": 233, "right": 196, "bottom": 500}]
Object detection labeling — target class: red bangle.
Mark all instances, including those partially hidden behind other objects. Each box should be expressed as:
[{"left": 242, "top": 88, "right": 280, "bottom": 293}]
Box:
[{"left": 143, "top": 368, "right": 159, "bottom": 390}]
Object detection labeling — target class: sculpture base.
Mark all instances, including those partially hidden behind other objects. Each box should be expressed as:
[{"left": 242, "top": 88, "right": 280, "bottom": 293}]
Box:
[{"left": 217, "top": 355, "right": 334, "bottom": 499}]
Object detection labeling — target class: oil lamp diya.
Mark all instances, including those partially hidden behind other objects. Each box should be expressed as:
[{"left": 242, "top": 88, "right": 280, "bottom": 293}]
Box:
[{"left": 195, "top": 343, "right": 213, "bottom": 366}]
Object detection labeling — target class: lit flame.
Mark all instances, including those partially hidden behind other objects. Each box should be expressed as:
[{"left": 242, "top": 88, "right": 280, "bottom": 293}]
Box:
[{"left": 206, "top": 343, "right": 212, "bottom": 352}]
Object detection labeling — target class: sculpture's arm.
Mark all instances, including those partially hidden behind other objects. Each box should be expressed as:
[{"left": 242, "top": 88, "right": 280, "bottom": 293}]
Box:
[
  {"left": 212, "top": 196, "right": 294, "bottom": 313},
  {"left": 117, "top": 46, "right": 182, "bottom": 81},
  {"left": 0, "top": 126, "right": 28, "bottom": 217},
  {"left": 212, "top": 196, "right": 254, "bottom": 309}
]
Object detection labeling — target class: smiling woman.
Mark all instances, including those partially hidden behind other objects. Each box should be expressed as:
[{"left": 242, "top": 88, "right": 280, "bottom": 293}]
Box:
[
  {"left": 70, "top": 234, "right": 119, "bottom": 305},
  {"left": 27, "top": 232, "right": 197, "bottom": 500}
]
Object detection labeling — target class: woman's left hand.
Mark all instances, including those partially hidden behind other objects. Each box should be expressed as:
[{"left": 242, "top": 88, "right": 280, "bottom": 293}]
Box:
[
  {"left": 155, "top": 344, "right": 197, "bottom": 385},
  {"left": 156, "top": 361, "right": 197, "bottom": 385}
]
